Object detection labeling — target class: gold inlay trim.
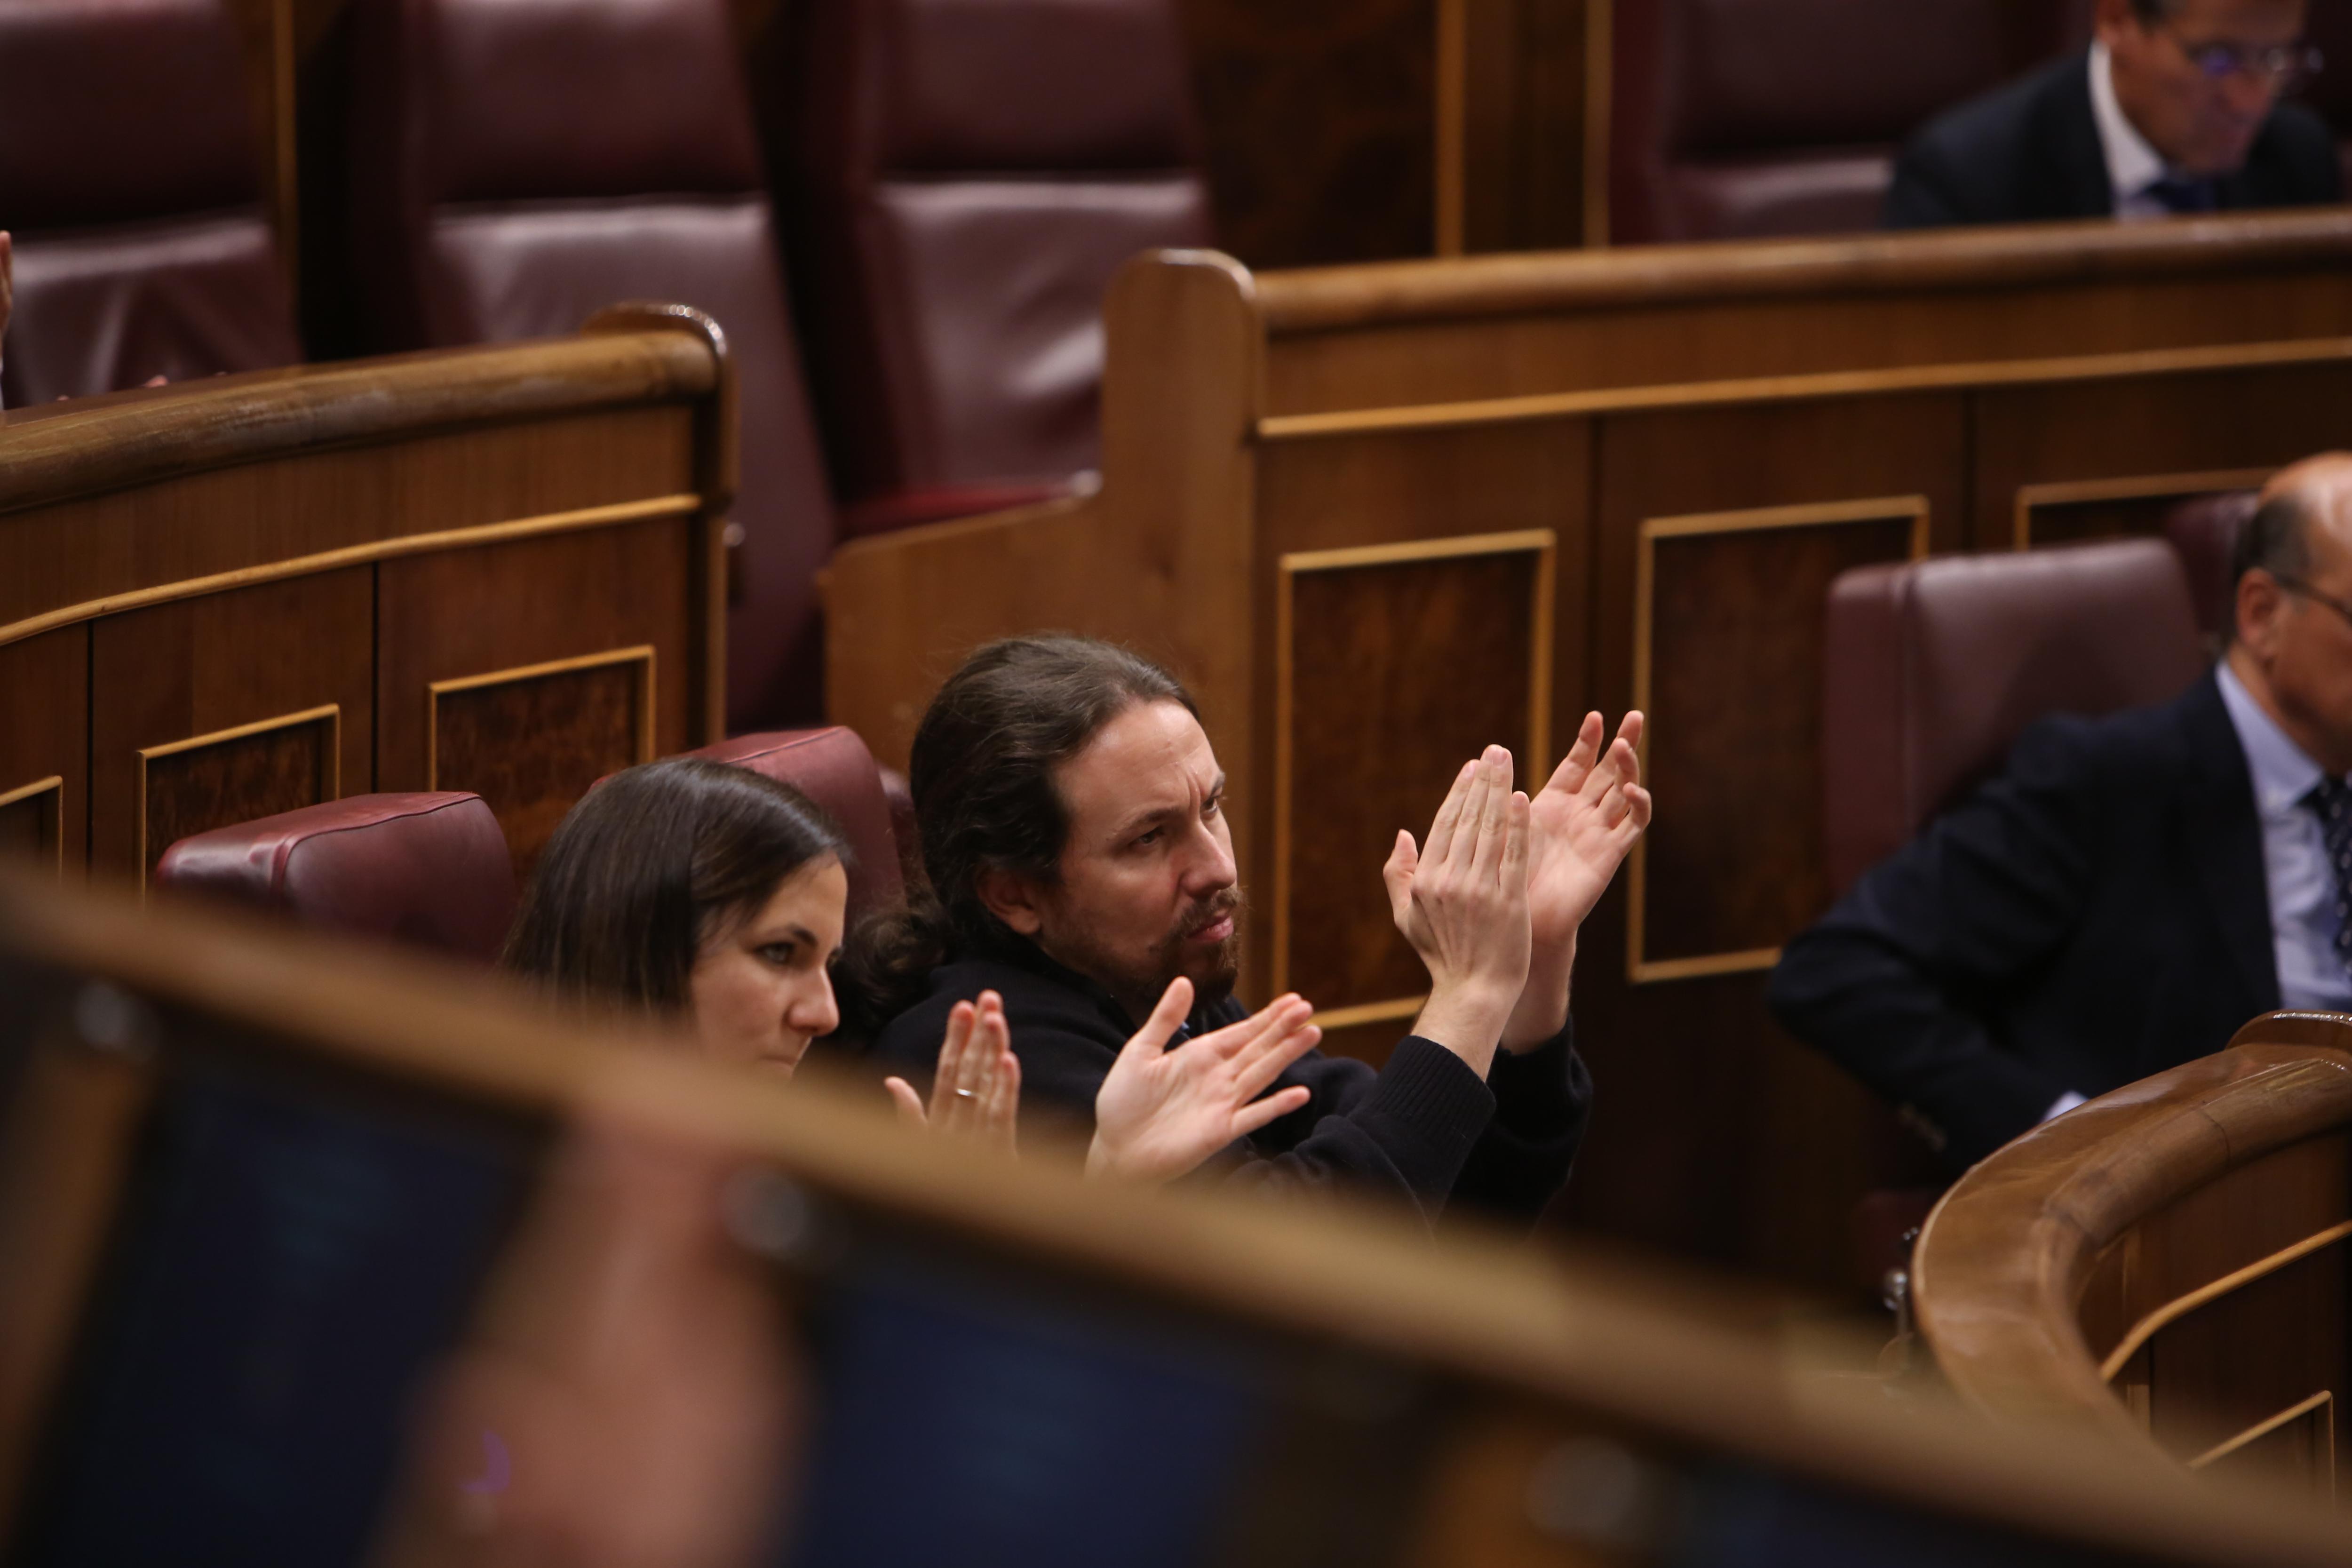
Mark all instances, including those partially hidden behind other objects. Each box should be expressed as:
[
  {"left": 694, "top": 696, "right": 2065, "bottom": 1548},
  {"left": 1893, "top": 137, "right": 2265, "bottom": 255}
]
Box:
[
  {"left": 1272, "top": 530, "right": 1555, "bottom": 1000},
  {"left": 0, "top": 776, "right": 66, "bottom": 878},
  {"left": 1629, "top": 496, "right": 1930, "bottom": 985},
  {"left": 1254, "top": 336, "right": 2352, "bottom": 443},
  {"left": 1309, "top": 996, "right": 1428, "bottom": 1033},
  {"left": 426, "top": 645, "right": 657, "bottom": 791},
  {"left": 2101, "top": 1218, "right": 2352, "bottom": 1383},
  {"left": 0, "top": 493, "right": 699, "bottom": 652},
  {"left": 2185, "top": 1390, "right": 2334, "bottom": 1479},
  {"left": 2012, "top": 467, "right": 2272, "bottom": 549},
  {"left": 135, "top": 704, "right": 342, "bottom": 885}
]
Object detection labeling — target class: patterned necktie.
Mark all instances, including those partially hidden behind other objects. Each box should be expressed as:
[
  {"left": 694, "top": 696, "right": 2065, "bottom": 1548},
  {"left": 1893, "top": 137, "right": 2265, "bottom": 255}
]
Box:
[
  {"left": 2306, "top": 776, "right": 2352, "bottom": 972},
  {"left": 2147, "top": 175, "right": 2219, "bottom": 214}
]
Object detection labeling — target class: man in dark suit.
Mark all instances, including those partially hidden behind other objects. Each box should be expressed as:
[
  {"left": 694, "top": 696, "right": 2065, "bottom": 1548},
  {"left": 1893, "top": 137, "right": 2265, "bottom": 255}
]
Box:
[
  {"left": 1770, "top": 455, "right": 2352, "bottom": 1172},
  {"left": 1886, "top": 0, "right": 2337, "bottom": 228}
]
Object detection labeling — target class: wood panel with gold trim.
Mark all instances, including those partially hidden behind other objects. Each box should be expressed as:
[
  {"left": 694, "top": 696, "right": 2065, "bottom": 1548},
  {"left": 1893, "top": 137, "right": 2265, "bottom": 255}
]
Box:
[
  {"left": 89, "top": 572, "right": 372, "bottom": 883},
  {"left": 2013, "top": 467, "right": 2273, "bottom": 550},
  {"left": 1272, "top": 531, "right": 1553, "bottom": 1029},
  {"left": 425, "top": 647, "right": 657, "bottom": 878},
  {"left": 1971, "top": 360, "right": 2352, "bottom": 551},
  {"left": 0, "top": 628, "right": 88, "bottom": 883},
  {"left": 136, "top": 705, "right": 341, "bottom": 885}
]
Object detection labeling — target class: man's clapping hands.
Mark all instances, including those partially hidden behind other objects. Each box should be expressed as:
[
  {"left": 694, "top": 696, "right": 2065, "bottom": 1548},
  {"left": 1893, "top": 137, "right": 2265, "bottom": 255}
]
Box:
[{"left": 1382, "top": 715, "right": 1650, "bottom": 1074}]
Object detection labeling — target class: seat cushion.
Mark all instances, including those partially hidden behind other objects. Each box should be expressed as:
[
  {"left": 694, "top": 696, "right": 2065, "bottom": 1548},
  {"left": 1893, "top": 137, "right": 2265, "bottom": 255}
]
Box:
[
  {"left": 155, "top": 793, "right": 519, "bottom": 963},
  {"left": 2163, "top": 491, "right": 2259, "bottom": 643},
  {"left": 686, "top": 728, "right": 905, "bottom": 922},
  {"left": 1823, "top": 538, "right": 2204, "bottom": 896}
]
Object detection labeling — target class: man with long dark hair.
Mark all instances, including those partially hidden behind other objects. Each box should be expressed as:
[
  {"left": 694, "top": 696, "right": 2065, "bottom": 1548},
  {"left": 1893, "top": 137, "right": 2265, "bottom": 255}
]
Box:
[{"left": 850, "top": 636, "right": 1650, "bottom": 1224}]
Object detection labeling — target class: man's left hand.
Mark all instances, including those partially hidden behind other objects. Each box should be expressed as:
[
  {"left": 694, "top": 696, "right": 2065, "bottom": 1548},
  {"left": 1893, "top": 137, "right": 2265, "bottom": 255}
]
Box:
[{"left": 1501, "top": 710, "right": 1651, "bottom": 1051}]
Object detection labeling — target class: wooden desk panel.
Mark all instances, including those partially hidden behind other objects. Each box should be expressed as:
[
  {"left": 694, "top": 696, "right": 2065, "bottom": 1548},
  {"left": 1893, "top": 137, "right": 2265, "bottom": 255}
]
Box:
[
  {"left": 88, "top": 571, "right": 373, "bottom": 883},
  {"left": 827, "top": 216, "right": 2352, "bottom": 1291},
  {"left": 0, "top": 630, "right": 87, "bottom": 883},
  {"left": 0, "top": 320, "right": 732, "bottom": 883},
  {"left": 377, "top": 521, "right": 693, "bottom": 875}
]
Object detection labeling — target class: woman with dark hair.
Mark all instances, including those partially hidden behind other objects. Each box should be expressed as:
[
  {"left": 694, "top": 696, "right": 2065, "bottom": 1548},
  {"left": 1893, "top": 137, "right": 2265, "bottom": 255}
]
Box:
[{"left": 507, "top": 757, "right": 1320, "bottom": 1174}]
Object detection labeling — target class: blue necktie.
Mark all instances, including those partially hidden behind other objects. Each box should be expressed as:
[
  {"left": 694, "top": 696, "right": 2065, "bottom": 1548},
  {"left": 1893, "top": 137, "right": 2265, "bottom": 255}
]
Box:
[
  {"left": 2306, "top": 777, "right": 2352, "bottom": 972},
  {"left": 2147, "top": 175, "right": 2219, "bottom": 214}
]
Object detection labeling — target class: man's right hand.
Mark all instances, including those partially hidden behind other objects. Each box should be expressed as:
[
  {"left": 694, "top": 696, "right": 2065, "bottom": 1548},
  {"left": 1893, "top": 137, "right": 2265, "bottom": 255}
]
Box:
[
  {"left": 1382, "top": 745, "right": 1532, "bottom": 1077},
  {"left": 1087, "top": 978, "right": 1319, "bottom": 1184}
]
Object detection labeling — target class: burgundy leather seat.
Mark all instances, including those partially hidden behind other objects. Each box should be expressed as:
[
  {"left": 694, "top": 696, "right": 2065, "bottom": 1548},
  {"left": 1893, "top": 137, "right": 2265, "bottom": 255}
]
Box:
[
  {"left": 685, "top": 728, "right": 909, "bottom": 923},
  {"left": 342, "top": 0, "right": 837, "bottom": 727},
  {"left": 0, "top": 0, "right": 301, "bottom": 406},
  {"left": 777, "top": 0, "right": 1213, "bottom": 534},
  {"left": 1606, "top": 0, "right": 2087, "bottom": 244},
  {"left": 2162, "top": 490, "right": 2259, "bottom": 646},
  {"left": 1821, "top": 538, "right": 2205, "bottom": 1287},
  {"left": 154, "top": 793, "right": 519, "bottom": 963}
]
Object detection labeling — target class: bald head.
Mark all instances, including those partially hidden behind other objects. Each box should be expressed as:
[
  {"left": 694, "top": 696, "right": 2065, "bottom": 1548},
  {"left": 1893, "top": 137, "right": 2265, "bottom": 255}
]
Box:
[{"left": 2228, "top": 453, "right": 2352, "bottom": 776}]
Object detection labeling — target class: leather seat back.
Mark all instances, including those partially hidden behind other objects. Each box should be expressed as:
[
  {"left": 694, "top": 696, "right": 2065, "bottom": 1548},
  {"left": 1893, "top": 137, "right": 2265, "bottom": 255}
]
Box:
[
  {"left": 343, "top": 0, "right": 838, "bottom": 727},
  {"left": 155, "top": 793, "right": 519, "bottom": 963},
  {"left": 686, "top": 728, "right": 906, "bottom": 923},
  {"left": 2163, "top": 491, "right": 2259, "bottom": 645},
  {"left": 0, "top": 0, "right": 300, "bottom": 406},
  {"left": 779, "top": 0, "right": 1213, "bottom": 526},
  {"left": 1823, "top": 538, "right": 2204, "bottom": 898},
  {"left": 1607, "top": 0, "right": 2086, "bottom": 243},
  {"left": 2299, "top": 5, "right": 2352, "bottom": 188}
]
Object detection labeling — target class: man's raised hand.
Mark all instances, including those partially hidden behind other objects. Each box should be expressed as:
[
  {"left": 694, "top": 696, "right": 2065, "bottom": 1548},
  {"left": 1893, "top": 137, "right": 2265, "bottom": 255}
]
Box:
[
  {"left": 1086, "top": 977, "right": 1319, "bottom": 1184},
  {"left": 1526, "top": 710, "right": 1652, "bottom": 951},
  {"left": 1381, "top": 745, "right": 1533, "bottom": 1075}
]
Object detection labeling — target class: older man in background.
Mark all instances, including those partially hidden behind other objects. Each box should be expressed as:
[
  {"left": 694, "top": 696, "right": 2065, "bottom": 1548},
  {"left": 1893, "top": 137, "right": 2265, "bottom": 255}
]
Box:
[
  {"left": 1886, "top": 0, "right": 2337, "bottom": 228},
  {"left": 1772, "top": 456, "right": 2352, "bottom": 1171}
]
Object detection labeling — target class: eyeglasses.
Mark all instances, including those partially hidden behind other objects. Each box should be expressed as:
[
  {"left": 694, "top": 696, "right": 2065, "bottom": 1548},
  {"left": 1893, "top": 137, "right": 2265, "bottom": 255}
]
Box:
[
  {"left": 2272, "top": 574, "right": 2352, "bottom": 631},
  {"left": 2155, "top": 22, "right": 2325, "bottom": 90}
]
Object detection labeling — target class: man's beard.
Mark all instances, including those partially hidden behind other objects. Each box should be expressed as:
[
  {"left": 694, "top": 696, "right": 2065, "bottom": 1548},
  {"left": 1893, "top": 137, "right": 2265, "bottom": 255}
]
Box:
[{"left": 1040, "top": 886, "right": 1245, "bottom": 1022}]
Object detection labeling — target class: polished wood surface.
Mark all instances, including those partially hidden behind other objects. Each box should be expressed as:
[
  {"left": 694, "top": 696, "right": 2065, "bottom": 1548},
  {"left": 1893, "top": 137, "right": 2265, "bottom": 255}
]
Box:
[
  {"left": 826, "top": 212, "right": 2352, "bottom": 1292},
  {"left": 0, "top": 322, "right": 731, "bottom": 879},
  {"left": 1915, "top": 1015, "right": 2352, "bottom": 1497},
  {"left": 9, "top": 871, "right": 2352, "bottom": 1566}
]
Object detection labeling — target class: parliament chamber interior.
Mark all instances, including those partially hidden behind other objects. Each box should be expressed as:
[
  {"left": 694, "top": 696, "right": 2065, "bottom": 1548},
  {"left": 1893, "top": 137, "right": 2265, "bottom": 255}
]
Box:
[{"left": 10, "top": 0, "right": 2352, "bottom": 1562}]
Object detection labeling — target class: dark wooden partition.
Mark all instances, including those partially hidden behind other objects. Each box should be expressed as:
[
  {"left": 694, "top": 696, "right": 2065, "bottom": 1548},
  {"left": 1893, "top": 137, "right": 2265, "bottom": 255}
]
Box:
[
  {"left": 1914, "top": 1014, "right": 2352, "bottom": 1502},
  {"left": 826, "top": 211, "right": 2352, "bottom": 1291},
  {"left": 0, "top": 306, "right": 733, "bottom": 883},
  {"left": 7, "top": 871, "right": 2352, "bottom": 1567}
]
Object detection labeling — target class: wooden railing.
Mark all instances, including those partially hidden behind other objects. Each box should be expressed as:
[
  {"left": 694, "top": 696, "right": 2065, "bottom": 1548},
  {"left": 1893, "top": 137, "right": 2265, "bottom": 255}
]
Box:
[
  {"left": 1915, "top": 1013, "right": 2352, "bottom": 1499},
  {"left": 824, "top": 210, "right": 2352, "bottom": 1291},
  {"left": 5, "top": 869, "right": 2352, "bottom": 1565},
  {"left": 0, "top": 304, "right": 734, "bottom": 883}
]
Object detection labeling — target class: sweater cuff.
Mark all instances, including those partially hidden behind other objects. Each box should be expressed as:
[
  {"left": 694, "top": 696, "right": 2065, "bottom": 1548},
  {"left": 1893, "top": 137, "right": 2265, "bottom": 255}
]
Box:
[
  {"left": 1486, "top": 1019, "right": 1581, "bottom": 1138},
  {"left": 1353, "top": 1035, "right": 1499, "bottom": 1197}
]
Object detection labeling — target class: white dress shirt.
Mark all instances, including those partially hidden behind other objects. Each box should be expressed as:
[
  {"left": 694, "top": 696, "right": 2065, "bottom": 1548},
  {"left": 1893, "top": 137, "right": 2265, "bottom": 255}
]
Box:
[
  {"left": 2089, "top": 40, "right": 2180, "bottom": 221},
  {"left": 2217, "top": 660, "right": 2352, "bottom": 1011}
]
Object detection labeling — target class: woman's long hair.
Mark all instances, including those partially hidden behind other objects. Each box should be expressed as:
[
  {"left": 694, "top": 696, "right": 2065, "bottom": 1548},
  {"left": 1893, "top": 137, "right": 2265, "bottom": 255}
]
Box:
[
  {"left": 835, "top": 635, "right": 1193, "bottom": 1033},
  {"left": 503, "top": 758, "right": 849, "bottom": 1015}
]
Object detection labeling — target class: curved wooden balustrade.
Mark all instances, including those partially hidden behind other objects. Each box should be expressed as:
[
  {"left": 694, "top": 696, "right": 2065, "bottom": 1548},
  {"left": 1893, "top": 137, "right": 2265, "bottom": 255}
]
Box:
[
  {"left": 0, "top": 304, "right": 733, "bottom": 882},
  {"left": 8, "top": 871, "right": 2352, "bottom": 1565},
  {"left": 1915, "top": 1014, "right": 2352, "bottom": 1494}
]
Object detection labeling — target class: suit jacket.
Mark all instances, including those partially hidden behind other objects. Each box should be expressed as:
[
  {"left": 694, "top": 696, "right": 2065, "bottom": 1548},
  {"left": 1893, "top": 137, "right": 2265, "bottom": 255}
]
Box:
[
  {"left": 1767, "top": 669, "right": 2276, "bottom": 1171},
  {"left": 1884, "top": 51, "right": 2342, "bottom": 229}
]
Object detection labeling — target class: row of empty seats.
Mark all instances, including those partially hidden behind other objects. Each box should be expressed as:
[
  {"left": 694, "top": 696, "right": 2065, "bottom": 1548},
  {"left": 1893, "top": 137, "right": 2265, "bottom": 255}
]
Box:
[{"left": 0, "top": 0, "right": 1209, "bottom": 727}]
